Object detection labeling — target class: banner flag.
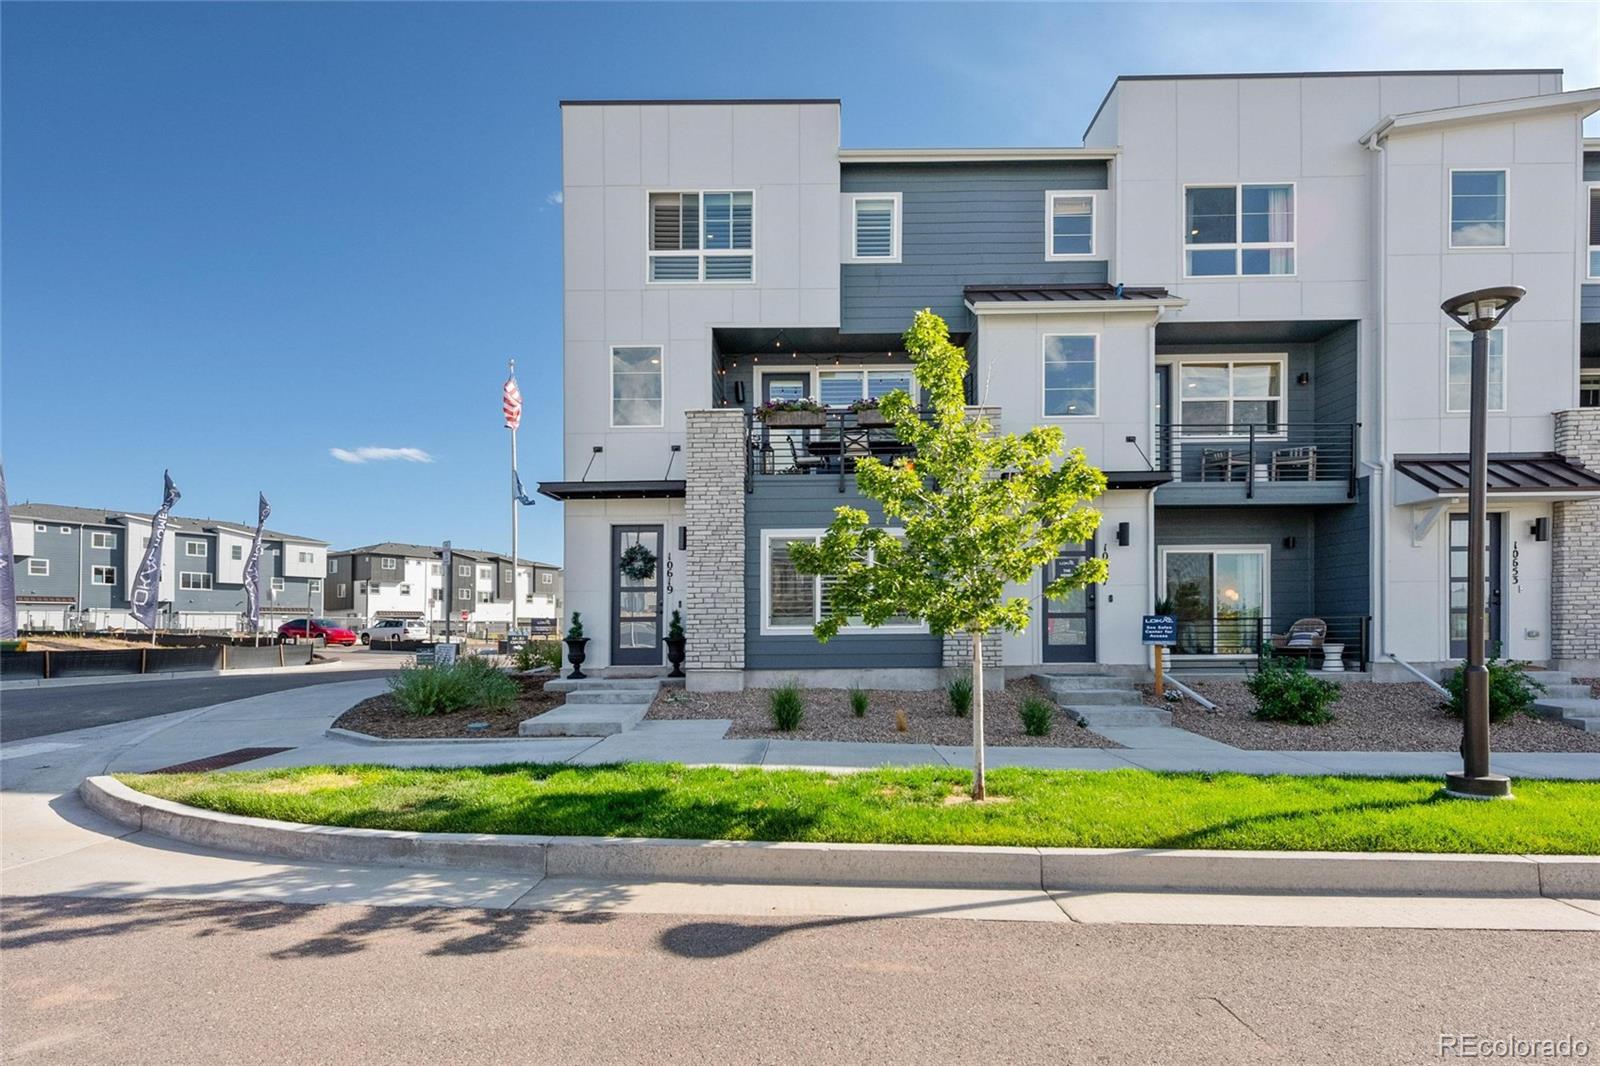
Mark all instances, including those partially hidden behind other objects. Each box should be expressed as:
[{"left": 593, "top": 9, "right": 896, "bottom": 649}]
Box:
[
  {"left": 0, "top": 463, "right": 16, "bottom": 639},
  {"left": 130, "top": 471, "right": 181, "bottom": 630},
  {"left": 242, "top": 493, "right": 271, "bottom": 632},
  {"left": 514, "top": 471, "right": 536, "bottom": 506}
]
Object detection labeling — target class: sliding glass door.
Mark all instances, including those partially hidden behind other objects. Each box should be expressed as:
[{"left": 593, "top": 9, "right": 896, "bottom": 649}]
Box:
[{"left": 1162, "top": 548, "right": 1268, "bottom": 655}]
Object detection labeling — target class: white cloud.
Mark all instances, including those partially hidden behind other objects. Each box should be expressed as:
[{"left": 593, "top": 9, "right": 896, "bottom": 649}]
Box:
[
  {"left": 329, "top": 446, "right": 433, "bottom": 465},
  {"left": 545, "top": 190, "right": 564, "bottom": 206}
]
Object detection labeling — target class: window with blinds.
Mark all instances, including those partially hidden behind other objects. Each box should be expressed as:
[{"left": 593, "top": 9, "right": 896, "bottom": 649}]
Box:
[
  {"left": 1047, "top": 192, "right": 1095, "bottom": 258},
  {"left": 648, "top": 190, "right": 752, "bottom": 282},
  {"left": 846, "top": 193, "right": 900, "bottom": 262}
]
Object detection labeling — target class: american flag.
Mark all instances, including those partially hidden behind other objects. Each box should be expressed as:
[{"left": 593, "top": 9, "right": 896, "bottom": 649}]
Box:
[{"left": 502, "top": 374, "right": 522, "bottom": 430}]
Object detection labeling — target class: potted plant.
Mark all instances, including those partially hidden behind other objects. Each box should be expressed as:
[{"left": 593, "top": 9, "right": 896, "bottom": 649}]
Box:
[
  {"left": 849, "top": 397, "right": 894, "bottom": 428},
  {"left": 755, "top": 397, "right": 826, "bottom": 428},
  {"left": 563, "top": 612, "right": 590, "bottom": 679},
  {"left": 664, "top": 609, "right": 686, "bottom": 678}
]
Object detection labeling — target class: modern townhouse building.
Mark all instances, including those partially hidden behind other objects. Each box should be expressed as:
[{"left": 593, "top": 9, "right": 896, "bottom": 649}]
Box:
[
  {"left": 7, "top": 502, "right": 327, "bottom": 631},
  {"left": 541, "top": 70, "right": 1600, "bottom": 689},
  {"left": 323, "top": 542, "right": 562, "bottom": 633}
]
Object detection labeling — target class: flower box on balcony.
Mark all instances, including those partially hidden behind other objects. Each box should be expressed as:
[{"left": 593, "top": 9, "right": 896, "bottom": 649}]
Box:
[
  {"left": 853, "top": 410, "right": 895, "bottom": 428},
  {"left": 760, "top": 410, "right": 827, "bottom": 428}
]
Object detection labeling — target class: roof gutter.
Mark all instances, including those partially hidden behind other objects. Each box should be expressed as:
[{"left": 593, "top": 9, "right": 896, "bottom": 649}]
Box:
[{"left": 964, "top": 297, "right": 1189, "bottom": 316}]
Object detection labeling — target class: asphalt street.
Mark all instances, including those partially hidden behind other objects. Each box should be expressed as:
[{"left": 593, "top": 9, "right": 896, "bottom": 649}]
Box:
[
  {"left": 3, "top": 895, "right": 1596, "bottom": 1065},
  {"left": 0, "top": 662, "right": 398, "bottom": 742}
]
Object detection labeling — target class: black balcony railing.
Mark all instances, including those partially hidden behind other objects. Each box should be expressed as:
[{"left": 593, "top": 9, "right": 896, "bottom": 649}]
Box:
[
  {"left": 1166, "top": 613, "right": 1370, "bottom": 670},
  {"left": 745, "top": 408, "right": 930, "bottom": 493},
  {"left": 1156, "top": 422, "right": 1359, "bottom": 498}
]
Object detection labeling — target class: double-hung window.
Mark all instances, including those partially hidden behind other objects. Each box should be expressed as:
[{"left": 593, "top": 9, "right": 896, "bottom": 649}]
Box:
[
  {"left": 1449, "top": 170, "right": 1507, "bottom": 248},
  {"left": 846, "top": 194, "right": 900, "bottom": 262},
  {"left": 648, "top": 191, "right": 753, "bottom": 281},
  {"left": 185, "top": 541, "right": 207, "bottom": 558},
  {"left": 1446, "top": 329, "right": 1506, "bottom": 412},
  {"left": 1042, "top": 335, "right": 1097, "bottom": 417},
  {"left": 762, "top": 530, "right": 922, "bottom": 634},
  {"left": 380, "top": 557, "right": 397, "bottom": 571},
  {"left": 611, "top": 345, "right": 664, "bottom": 427},
  {"left": 1184, "top": 184, "right": 1294, "bottom": 276},
  {"left": 1173, "top": 359, "right": 1284, "bottom": 434},
  {"left": 90, "top": 531, "right": 117, "bottom": 549},
  {"left": 271, "top": 577, "right": 285, "bottom": 592},
  {"left": 91, "top": 565, "right": 117, "bottom": 585},
  {"left": 1046, "top": 191, "right": 1096, "bottom": 258},
  {"left": 27, "top": 558, "right": 48, "bottom": 576}
]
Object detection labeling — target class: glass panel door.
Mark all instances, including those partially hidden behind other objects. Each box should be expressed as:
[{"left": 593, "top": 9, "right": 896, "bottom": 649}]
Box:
[
  {"left": 1449, "top": 514, "right": 1503, "bottom": 659},
  {"left": 761, "top": 374, "right": 811, "bottom": 473},
  {"left": 612, "top": 525, "right": 663, "bottom": 665},
  {"left": 1164, "top": 549, "right": 1267, "bottom": 655},
  {"left": 1042, "top": 538, "right": 1097, "bottom": 663}
]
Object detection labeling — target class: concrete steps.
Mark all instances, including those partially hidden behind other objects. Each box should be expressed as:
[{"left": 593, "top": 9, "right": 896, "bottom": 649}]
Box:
[
  {"left": 519, "top": 678, "right": 662, "bottom": 737},
  {"left": 1524, "top": 672, "right": 1600, "bottom": 731},
  {"left": 1033, "top": 674, "right": 1172, "bottom": 729}
]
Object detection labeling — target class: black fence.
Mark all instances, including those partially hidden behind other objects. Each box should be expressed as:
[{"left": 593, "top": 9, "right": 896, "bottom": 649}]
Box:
[
  {"left": 1166, "top": 614, "right": 1370, "bottom": 671},
  {"left": 745, "top": 408, "right": 933, "bottom": 492},
  {"left": 1156, "top": 422, "right": 1358, "bottom": 498}
]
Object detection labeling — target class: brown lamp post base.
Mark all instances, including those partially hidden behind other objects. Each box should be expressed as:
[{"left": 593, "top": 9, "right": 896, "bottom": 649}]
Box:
[{"left": 1443, "top": 771, "right": 1513, "bottom": 800}]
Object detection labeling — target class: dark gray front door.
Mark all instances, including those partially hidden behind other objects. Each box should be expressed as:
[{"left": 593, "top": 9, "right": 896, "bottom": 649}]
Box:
[
  {"left": 1042, "top": 537, "right": 1097, "bottom": 663},
  {"left": 612, "top": 525, "right": 663, "bottom": 666},
  {"left": 1449, "top": 513, "right": 1503, "bottom": 659}
]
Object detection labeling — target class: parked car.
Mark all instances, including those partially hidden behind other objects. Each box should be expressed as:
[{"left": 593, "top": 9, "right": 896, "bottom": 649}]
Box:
[
  {"left": 359, "top": 618, "right": 430, "bottom": 645},
  {"left": 277, "top": 618, "right": 358, "bottom": 646}
]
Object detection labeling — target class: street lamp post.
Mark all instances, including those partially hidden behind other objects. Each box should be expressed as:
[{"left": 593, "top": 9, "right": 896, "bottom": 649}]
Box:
[{"left": 1439, "top": 285, "right": 1525, "bottom": 800}]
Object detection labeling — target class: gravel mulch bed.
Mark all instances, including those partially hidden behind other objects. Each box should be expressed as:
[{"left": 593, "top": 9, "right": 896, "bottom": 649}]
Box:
[
  {"left": 1142, "top": 679, "right": 1600, "bottom": 752},
  {"left": 646, "top": 677, "right": 1121, "bottom": 747},
  {"left": 331, "top": 677, "right": 564, "bottom": 739}
]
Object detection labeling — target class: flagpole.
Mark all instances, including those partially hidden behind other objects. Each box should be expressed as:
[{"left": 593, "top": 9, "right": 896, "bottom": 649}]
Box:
[{"left": 509, "top": 358, "right": 519, "bottom": 646}]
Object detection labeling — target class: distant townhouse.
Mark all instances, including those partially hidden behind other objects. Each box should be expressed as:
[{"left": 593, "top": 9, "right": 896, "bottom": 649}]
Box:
[
  {"left": 323, "top": 542, "right": 562, "bottom": 634},
  {"left": 7, "top": 502, "right": 327, "bottom": 631},
  {"left": 542, "top": 70, "right": 1600, "bottom": 687}
]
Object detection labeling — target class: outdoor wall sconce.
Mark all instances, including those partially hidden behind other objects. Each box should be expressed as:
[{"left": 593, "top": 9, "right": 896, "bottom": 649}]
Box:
[
  {"left": 732, "top": 381, "right": 746, "bottom": 404},
  {"left": 1296, "top": 372, "right": 1310, "bottom": 386},
  {"left": 1531, "top": 517, "right": 1550, "bottom": 542},
  {"left": 1283, "top": 536, "right": 1297, "bottom": 549},
  {"left": 679, "top": 526, "right": 688, "bottom": 551},
  {"left": 1116, "top": 522, "right": 1130, "bottom": 546}
]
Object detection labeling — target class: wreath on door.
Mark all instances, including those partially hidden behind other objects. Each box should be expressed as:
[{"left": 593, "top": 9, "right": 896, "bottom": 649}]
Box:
[{"left": 619, "top": 543, "right": 658, "bottom": 581}]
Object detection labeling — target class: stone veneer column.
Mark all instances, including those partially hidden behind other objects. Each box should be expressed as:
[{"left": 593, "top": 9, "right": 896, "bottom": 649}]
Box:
[
  {"left": 683, "top": 410, "right": 746, "bottom": 686},
  {"left": 1553, "top": 409, "right": 1600, "bottom": 666}
]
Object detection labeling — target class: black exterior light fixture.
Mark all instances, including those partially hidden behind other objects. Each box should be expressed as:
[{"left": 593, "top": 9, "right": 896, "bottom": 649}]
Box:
[{"left": 1439, "top": 285, "right": 1525, "bottom": 799}]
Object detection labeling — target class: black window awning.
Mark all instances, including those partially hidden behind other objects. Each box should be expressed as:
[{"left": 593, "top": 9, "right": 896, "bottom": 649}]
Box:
[
  {"left": 1394, "top": 453, "right": 1600, "bottom": 503},
  {"left": 537, "top": 480, "right": 686, "bottom": 502}
]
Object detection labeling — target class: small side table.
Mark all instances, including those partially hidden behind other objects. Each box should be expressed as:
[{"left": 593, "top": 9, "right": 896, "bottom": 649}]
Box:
[{"left": 1321, "top": 643, "right": 1345, "bottom": 672}]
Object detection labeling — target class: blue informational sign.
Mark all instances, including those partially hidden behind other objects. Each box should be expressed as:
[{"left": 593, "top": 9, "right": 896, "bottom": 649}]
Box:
[{"left": 1142, "top": 615, "right": 1177, "bottom": 646}]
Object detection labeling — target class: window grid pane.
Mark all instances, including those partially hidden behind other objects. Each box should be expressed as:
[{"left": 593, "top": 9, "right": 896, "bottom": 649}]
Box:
[
  {"left": 612, "top": 346, "right": 663, "bottom": 426},
  {"left": 1050, "top": 195, "right": 1093, "bottom": 255},
  {"left": 1043, "top": 336, "right": 1097, "bottom": 417},
  {"left": 1450, "top": 171, "right": 1506, "bottom": 247},
  {"left": 768, "top": 538, "right": 816, "bottom": 627},
  {"left": 1447, "top": 329, "right": 1506, "bottom": 412}
]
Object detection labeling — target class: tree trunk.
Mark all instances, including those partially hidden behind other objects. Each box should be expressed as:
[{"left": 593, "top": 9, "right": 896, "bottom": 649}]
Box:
[{"left": 970, "top": 629, "right": 986, "bottom": 800}]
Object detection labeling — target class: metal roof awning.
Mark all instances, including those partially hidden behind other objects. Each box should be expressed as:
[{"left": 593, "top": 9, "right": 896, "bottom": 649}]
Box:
[
  {"left": 537, "top": 480, "right": 687, "bottom": 502},
  {"left": 1394, "top": 453, "right": 1600, "bottom": 505},
  {"left": 964, "top": 284, "right": 1186, "bottom": 315},
  {"left": 1104, "top": 471, "right": 1175, "bottom": 490}
]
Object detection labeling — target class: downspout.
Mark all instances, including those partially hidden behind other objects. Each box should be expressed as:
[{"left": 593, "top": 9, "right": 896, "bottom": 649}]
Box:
[
  {"left": 1364, "top": 131, "right": 1391, "bottom": 668},
  {"left": 1146, "top": 305, "right": 1167, "bottom": 677}
]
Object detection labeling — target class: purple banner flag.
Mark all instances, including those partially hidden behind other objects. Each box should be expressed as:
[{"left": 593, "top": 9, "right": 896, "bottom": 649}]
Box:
[
  {"left": 242, "top": 493, "right": 271, "bottom": 632},
  {"left": 0, "top": 463, "right": 16, "bottom": 639},
  {"left": 130, "top": 471, "right": 181, "bottom": 630}
]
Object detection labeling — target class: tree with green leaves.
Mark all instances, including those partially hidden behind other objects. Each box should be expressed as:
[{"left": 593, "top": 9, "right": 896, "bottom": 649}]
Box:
[{"left": 788, "top": 309, "right": 1108, "bottom": 798}]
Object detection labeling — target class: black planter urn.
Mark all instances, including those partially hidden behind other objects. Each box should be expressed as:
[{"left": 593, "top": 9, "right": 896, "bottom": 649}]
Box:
[
  {"left": 664, "top": 635, "right": 686, "bottom": 678},
  {"left": 564, "top": 637, "right": 590, "bottom": 679}
]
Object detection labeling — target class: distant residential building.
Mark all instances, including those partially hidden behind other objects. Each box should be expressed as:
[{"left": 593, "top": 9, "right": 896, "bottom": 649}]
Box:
[
  {"left": 7, "top": 502, "right": 327, "bottom": 631},
  {"left": 323, "top": 542, "right": 562, "bottom": 633}
]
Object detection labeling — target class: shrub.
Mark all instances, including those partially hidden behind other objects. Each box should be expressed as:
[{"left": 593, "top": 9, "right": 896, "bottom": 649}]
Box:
[
  {"left": 566, "top": 612, "right": 584, "bottom": 641},
  {"left": 770, "top": 680, "right": 804, "bottom": 731},
  {"left": 1019, "top": 695, "right": 1055, "bottom": 737},
  {"left": 849, "top": 686, "right": 869, "bottom": 717},
  {"left": 668, "top": 610, "right": 685, "bottom": 641},
  {"left": 513, "top": 640, "right": 561, "bottom": 672},
  {"left": 1443, "top": 658, "right": 1546, "bottom": 723},
  {"left": 1246, "top": 655, "right": 1340, "bottom": 725},
  {"left": 947, "top": 675, "right": 973, "bottom": 717},
  {"left": 388, "top": 657, "right": 518, "bottom": 716}
]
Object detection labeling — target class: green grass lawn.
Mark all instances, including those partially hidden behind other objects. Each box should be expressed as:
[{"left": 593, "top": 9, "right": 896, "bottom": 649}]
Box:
[{"left": 117, "top": 763, "right": 1600, "bottom": 855}]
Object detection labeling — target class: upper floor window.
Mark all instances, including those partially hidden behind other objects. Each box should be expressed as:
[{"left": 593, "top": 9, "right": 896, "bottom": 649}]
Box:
[
  {"left": 27, "top": 558, "right": 49, "bottom": 576},
  {"left": 309, "top": 579, "right": 321, "bottom": 594},
  {"left": 297, "top": 550, "right": 314, "bottom": 564},
  {"left": 329, "top": 558, "right": 339, "bottom": 574},
  {"left": 611, "top": 345, "right": 664, "bottom": 428},
  {"left": 541, "top": 572, "right": 553, "bottom": 586},
  {"left": 185, "top": 541, "right": 208, "bottom": 557},
  {"left": 477, "top": 566, "right": 493, "bottom": 581},
  {"left": 1184, "top": 184, "right": 1294, "bottom": 276},
  {"left": 230, "top": 544, "right": 243, "bottom": 560},
  {"left": 90, "top": 531, "right": 117, "bottom": 550},
  {"left": 1587, "top": 186, "right": 1599, "bottom": 278},
  {"left": 648, "top": 190, "right": 753, "bottom": 282},
  {"left": 271, "top": 577, "right": 286, "bottom": 592},
  {"left": 847, "top": 193, "right": 900, "bottom": 262},
  {"left": 380, "top": 557, "right": 397, "bottom": 571},
  {"left": 1172, "top": 359, "right": 1284, "bottom": 433},
  {"left": 180, "top": 571, "right": 213, "bottom": 591},
  {"left": 1449, "top": 170, "right": 1507, "bottom": 248},
  {"left": 1447, "top": 328, "right": 1506, "bottom": 412},
  {"left": 817, "top": 367, "right": 914, "bottom": 408},
  {"left": 1580, "top": 367, "right": 1600, "bottom": 408},
  {"left": 91, "top": 565, "right": 117, "bottom": 586},
  {"left": 457, "top": 563, "right": 471, "bottom": 578},
  {"left": 1042, "top": 335, "right": 1098, "bottom": 418},
  {"left": 1046, "top": 191, "right": 1097, "bottom": 258},
  {"left": 33, "top": 523, "right": 46, "bottom": 533},
  {"left": 399, "top": 583, "right": 412, "bottom": 596}
]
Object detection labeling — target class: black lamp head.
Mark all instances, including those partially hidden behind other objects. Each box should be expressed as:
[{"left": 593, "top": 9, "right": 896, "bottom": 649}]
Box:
[{"left": 1440, "top": 286, "right": 1526, "bottom": 332}]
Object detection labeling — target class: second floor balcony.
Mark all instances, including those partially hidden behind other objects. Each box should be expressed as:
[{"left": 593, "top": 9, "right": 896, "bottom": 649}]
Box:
[
  {"left": 745, "top": 407, "right": 932, "bottom": 493},
  {"left": 1155, "top": 421, "right": 1360, "bottom": 504}
]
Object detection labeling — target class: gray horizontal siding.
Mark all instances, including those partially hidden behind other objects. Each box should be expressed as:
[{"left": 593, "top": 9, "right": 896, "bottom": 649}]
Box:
[
  {"left": 1312, "top": 323, "right": 1359, "bottom": 426},
  {"left": 840, "top": 161, "right": 1109, "bottom": 333},
  {"left": 1313, "top": 478, "right": 1371, "bottom": 620},
  {"left": 746, "top": 478, "right": 941, "bottom": 670},
  {"left": 1582, "top": 284, "right": 1600, "bottom": 325}
]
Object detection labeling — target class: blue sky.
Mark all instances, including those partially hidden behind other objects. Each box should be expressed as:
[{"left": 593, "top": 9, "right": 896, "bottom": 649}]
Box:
[{"left": 4, "top": 2, "right": 1595, "bottom": 563}]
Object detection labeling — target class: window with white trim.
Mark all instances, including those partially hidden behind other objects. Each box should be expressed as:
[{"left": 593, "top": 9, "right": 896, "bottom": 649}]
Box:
[
  {"left": 458, "top": 588, "right": 472, "bottom": 602},
  {"left": 1447, "top": 328, "right": 1506, "bottom": 413},
  {"left": 60, "top": 526, "right": 71, "bottom": 535},
  {"left": 1042, "top": 335, "right": 1097, "bottom": 417},
  {"left": 230, "top": 544, "right": 243, "bottom": 560},
  {"left": 91, "top": 565, "right": 117, "bottom": 585},
  {"left": 399, "top": 583, "right": 412, "bottom": 596},
  {"left": 1046, "top": 191, "right": 1096, "bottom": 258},
  {"left": 541, "top": 572, "right": 553, "bottom": 586},
  {"left": 1171, "top": 358, "right": 1285, "bottom": 433},
  {"left": 1587, "top": 186, "right": 1599, "bottom": 278},
  {"left": 477, "top": 566, "right": 493, "bottom": 581},
  {"left": 329, "top": 558, "right": 339, "bottom": 574},
  {"left": 90, "top": 531, "right": 117, "bottom": 549},
  {"left": 184, "top": 541, "right": 208, "bottom": 557},
  {"left": 477, "top": 590, "right": 493, "bottom": 604},
  {"left": 647, "top": 190, "right": 753, "bottom": 282},
  {"left": 1184, "top": 184, "right": 1294, "bottom": 276},
  {"left": 761, "top": 530, "right": 923, "bottom": 634},
  {"left": 457, "top": 563, "right": 471, "bottom": 578},
  {"left": 1580, "top": 368, "right": 1600, "bottom": 409},
  {"left": 337, "top": 583, "right": 348, "bottom": 598},
  {"left": 180, "top": 572, "right": 213, "bottom": 590},
  {"left": 380, "top": 557, "right": 397, "bottom": 571},
  {"left": 271, "top": 577, "right": 285, "bottom": 592},
  {"left": 27, "top": 558, "right": 48, "bottom": 576},
  {"left": 297, "top": 551, "right": 313, "bottom": 564},
  {"left": 1450, "top": 170, "right": 1507, "bottom": 248},
  {"left": 308, "top": 579, "right": 321, "bottom": 594},
  {"left": 33, "top": 524, "right": 46, "bottom": 533},
  {"left": 847, "top": 194, "right": 900, "bottom": 262},
  {"left": 816, "top": 367, "right": 915, "bottom": 408},
  {"left": 611, "top": 345, "right": 663, "bottom": 427}
]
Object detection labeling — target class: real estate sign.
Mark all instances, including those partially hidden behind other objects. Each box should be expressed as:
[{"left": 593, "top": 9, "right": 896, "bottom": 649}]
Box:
[{"left": 1142, "top": 614, "right": 1177, "bottom": 646}]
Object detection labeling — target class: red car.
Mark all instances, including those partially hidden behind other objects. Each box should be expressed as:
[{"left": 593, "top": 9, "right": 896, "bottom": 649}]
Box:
[{"left": 278, "top": 618, "right": 358, "bottom": 646}]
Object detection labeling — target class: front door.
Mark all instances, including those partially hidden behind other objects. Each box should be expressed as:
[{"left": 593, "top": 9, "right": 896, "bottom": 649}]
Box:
[
  {"left": 761, "top": 374, "right": 811, "bottom": 473},
  {"left": 1042, "top": 537, "right": 1097, "bottom": 662},
  {"left": 1449, "top": 513, "right": 1503, "bottom": 659},
  {"left": 612, "top": 525, "right": 663, "bottom": 666}
]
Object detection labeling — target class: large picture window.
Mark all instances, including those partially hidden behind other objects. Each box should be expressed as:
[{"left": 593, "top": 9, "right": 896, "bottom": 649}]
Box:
[
  {"left": 815, "top": 367, "right": 915, "bottom": 407},
  {"left": 648, "top": 190, "right": 753, "bottom": 282},
  {"left": 1042, "top": 335, "right": 1097, "bottom": 417},
  {"left": 1446, "top": 329, "right": 1506, "bottom": 413},
  {"left": 1184, "top": 184, "right": 1294, "bottom": 276},
  {"left": 611, "top": 345, "right": 664, "bottom": 427},
  {"left": 1172, "top": 358, "right": 1284, "bottom": 433},
  {"left": 1450, "top": 170, "right": 1507, "bottom": 248},
  {"left": 762, "top": 530, "right": 922, "bottom": 635},
  {"left": 1161, "top": 547, "right": 1269, "bottom": 655}
]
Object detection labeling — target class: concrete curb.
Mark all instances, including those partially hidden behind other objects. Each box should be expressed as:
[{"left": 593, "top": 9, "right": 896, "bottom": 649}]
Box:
[
  {"left": 81, "top": 776, "right": 1600, "bottom": 896},
  {"left": 323, "top": 727, "right": 541, "bottom": 746},
  {"left": 1, "top": 661, "right": 395, "bottom": 692}
]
